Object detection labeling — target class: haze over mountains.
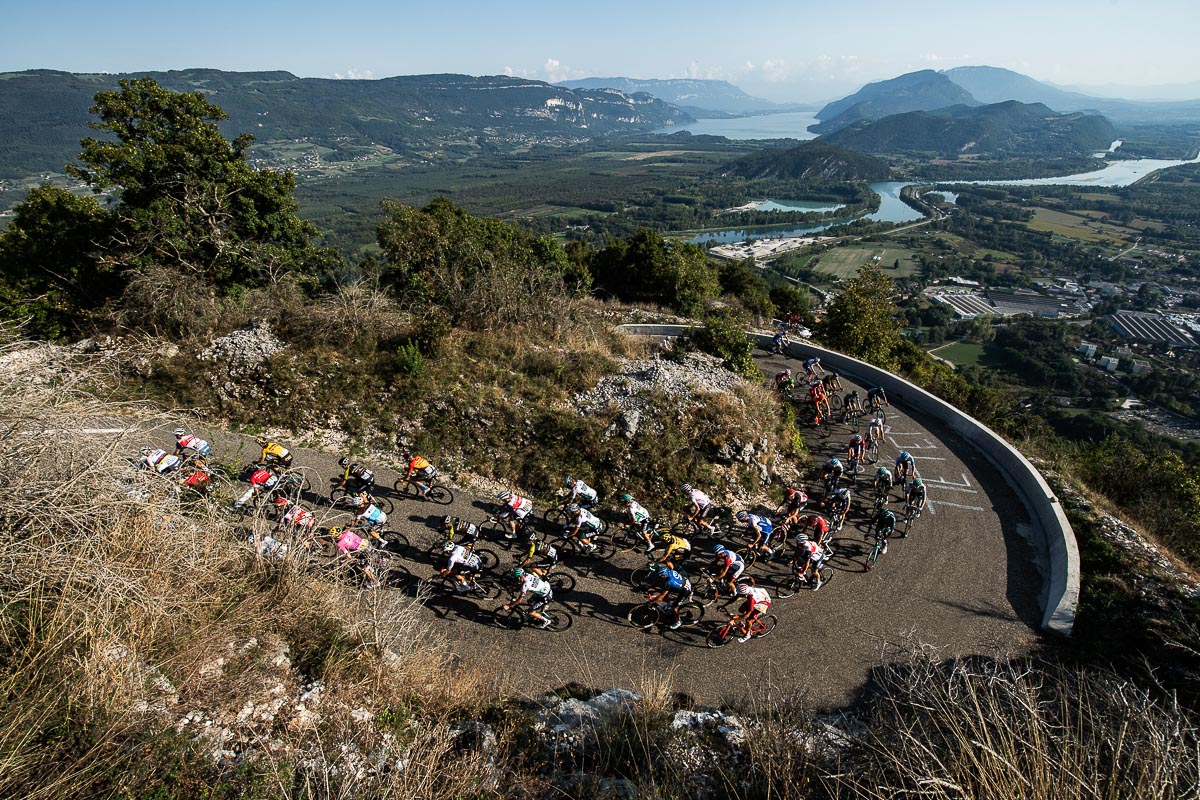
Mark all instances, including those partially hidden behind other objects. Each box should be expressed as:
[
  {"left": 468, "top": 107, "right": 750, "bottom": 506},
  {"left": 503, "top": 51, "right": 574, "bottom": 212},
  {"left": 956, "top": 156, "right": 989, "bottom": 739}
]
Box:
[{"left": 556, "top": 77, "right": 810, "bottom": 117}]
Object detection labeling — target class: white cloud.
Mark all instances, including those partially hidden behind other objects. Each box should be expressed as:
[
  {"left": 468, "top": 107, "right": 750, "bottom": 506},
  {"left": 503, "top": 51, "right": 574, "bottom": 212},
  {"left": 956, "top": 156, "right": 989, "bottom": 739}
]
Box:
[
  {"left": 330, "top": 68, "right": 374, "bottom": 80},
  {"left": 541, "top": 58, "right": 587, "bottom": 83}
]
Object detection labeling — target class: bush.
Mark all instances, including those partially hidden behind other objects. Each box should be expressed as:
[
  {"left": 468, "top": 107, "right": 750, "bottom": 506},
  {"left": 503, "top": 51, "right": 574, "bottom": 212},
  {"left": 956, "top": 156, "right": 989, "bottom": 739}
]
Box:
[{"left": 690, "top": 308, "right": 761, "bottom": 380}]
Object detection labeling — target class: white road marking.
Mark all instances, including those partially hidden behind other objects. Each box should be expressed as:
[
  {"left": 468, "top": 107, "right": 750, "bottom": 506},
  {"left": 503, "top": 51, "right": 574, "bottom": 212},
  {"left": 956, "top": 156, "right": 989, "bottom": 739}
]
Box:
[
  {"left": 23, "top": 427, "right": 129, "bottom": 435},
  {"left": 934, "top": 500, "right": 986, "bottom": 512}
]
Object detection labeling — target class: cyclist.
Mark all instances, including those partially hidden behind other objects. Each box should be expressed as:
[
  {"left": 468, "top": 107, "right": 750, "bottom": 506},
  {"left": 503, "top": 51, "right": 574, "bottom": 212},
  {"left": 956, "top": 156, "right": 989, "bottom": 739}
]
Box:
[
  {"left": 822, "top": 369, "right": 843, "bottom": 393},
  {"left": 139, "top": 446, "right": 181, "bottom": 475},
  {"left": 797, "top": 513, "right": 832, "bottom": 548},
  {"left": 736, "top": 510, "right": 776, "bottom": 559},
  {"left": 442, "top": 515, "right": 480, "bottom": 547},
  {"left": 866, "top": 415, "right": 886, "bottom": 446},
  {"left": 793, "top": 532, "right": 830, "bottom": 591},
  {"left": 681, "top": 483, "right": 715, "bottom": 532},
  {"left": 272, "top": 497, "right": 317, "bottom": 533},
  {"left": 564, "top": 475, "right": 599, "bottom": 509},
  {"left": 562, "top": 503, "right": 603, "bottom": 553},
  {"left": 351, "top": 493, "right": 389, "bottom": 546},
  {"left": 503, "top": 567, "right": 554, "bottom": 629},
  {"left": 650, "top": 529, "right": 692, "bottom": 567},
  {"left": 828, "top": 487, "right": 852, "bottom": 530},
  {"left": 873, "top": 507, "right": 897, "bottom": 556},
  {"left": 496, "top": 490, "right": 534, "bottom": 538},
  {"left": 780, "top": 487, "right": 809, "bottom": 529},
  {"left": 770, "top": 330, "right": 788, "bottom": 355},
  {"left": 841, "top": 389, "right": 863, "bottom": 423},
  {"left": 401, "top": 450, "right": 437, "bottom": 497},
  {"left": 711, "top": 544, "right": 746, "bottom": 596},
  {"left": 231, "top": 463, "right": 279, "bottom": 510},
  {"left": 774, "top": 368, "right": 795, "bottom": 395},
  {"left": 732, "top": 584, "right": 772, "bottom": 643},
  {"left": 905, "top": 478, "right": 927, "bottom": 519},
  {"left": 335, "top": 527, "right": 380, "bottom": 589},
  {"left": 821, "top": 458, "right": 844, "bottom": 494},
  {"left": 334, "top": 457, "right": 375, "bottom": 495},
  {"left": 867, "top": 386, "right": 889, "bottom": 412},
  {"left": 172, "top": 427, "right": 212, "bottom": 458},
  {"left": 621, "top": 493, "right": 655, "bottom": 553},
  {"left": 518, "top": 530, "right": 559, "bottom": 577},
  {"left": 895, "top": 451, "right": 916, "bottom": 491},
  {"left": 808, "top": 379, "right": 830, "bottom": 420},
  {"left": 439, "top": 540, "right": 484, "bottom": 593},
  {"left": 255, "top": 436, "right": 293, "bottom": 469},
  {"left": 645, "top": 563, "right": 692, "bottom": 630},
  {"left": 177, "top": 455, "right": 213, "bottom": 496},
  {"left": 847, "top": 434, "right": 866, "bottom": 467},
  {"left": 873, "top": 466, "right": 894, "bottom": 506},
  {"left": 803, "top": 356, "right": 823, "bottom": 382}
]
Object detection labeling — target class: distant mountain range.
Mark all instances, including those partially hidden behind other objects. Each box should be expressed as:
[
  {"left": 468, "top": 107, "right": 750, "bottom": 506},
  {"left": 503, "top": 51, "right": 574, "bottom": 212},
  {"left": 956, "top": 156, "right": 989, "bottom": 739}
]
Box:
[
  {"left": 721, "top": 140, "right": 890, "bottom": 182},
  {"left": 821, "top": 100, "right": 1117, "bottom": 160},
  {"left": 815, "top": 66, "right": 1200, "bottom": 131},
  {"left": 0, "top": 69, "right": 692, "bottom": 179},
  {"left": 557, "top": 77, "right": 812, "bottom": 117}
]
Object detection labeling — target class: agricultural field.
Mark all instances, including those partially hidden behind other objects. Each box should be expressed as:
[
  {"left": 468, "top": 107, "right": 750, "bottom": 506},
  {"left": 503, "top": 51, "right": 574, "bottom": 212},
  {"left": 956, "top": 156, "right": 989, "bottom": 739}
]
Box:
[
  {"left": 930, "top": 340, "right": 992, "bottom": 368},
  {"left": 1025, "top": 206, "right": 1136, "bottom": 245},
  {"left": 809, "top": 243, "right": 921, "bottom": 279}
]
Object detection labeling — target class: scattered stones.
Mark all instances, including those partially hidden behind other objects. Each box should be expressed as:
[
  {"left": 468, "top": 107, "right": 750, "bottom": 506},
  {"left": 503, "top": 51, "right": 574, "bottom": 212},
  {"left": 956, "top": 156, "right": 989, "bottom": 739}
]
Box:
[{"left": 574, "top": 352, "right": 744, "bottom": 420}]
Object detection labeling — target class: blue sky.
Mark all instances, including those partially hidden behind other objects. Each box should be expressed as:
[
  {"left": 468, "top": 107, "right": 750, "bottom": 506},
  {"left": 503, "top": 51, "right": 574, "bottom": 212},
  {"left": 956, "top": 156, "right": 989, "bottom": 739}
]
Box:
[{"left": 2, "top": 0, "right": 1197, "bottom": 102}]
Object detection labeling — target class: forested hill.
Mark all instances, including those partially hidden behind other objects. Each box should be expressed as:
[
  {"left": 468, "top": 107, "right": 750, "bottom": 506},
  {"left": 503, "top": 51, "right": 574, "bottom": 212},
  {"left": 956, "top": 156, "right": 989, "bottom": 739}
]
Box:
[
  {"left": 813, "top": 70, "right": 979, "bottom": 133},
  {"left": 0, "top": 69, "right": 693, "bottom": 178},
  {"left": 721, "top": 141, "right": 891, "bottom": 182},
  {"left": 821, "top": 101, "right": 1117, "bottom": 159}
]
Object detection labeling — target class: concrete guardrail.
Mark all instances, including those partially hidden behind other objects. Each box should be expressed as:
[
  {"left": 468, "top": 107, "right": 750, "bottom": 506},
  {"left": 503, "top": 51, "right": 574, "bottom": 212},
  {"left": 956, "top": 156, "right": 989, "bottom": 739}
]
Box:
[{"left": 617, "top": 323, "right": 1080, "bottom": 636}]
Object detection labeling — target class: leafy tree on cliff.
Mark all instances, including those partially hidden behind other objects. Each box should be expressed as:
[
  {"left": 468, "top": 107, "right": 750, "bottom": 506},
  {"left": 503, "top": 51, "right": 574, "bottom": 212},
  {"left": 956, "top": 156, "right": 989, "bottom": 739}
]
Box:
[{"left": 819, "top": 265, "right": 900, "bottom": 368}]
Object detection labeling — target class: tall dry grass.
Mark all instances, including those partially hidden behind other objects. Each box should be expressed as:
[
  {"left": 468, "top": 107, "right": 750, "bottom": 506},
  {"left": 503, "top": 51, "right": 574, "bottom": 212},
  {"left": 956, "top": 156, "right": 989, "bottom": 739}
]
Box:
[{"left": 0, "top": 329, "right": 509, "bottom": 798}]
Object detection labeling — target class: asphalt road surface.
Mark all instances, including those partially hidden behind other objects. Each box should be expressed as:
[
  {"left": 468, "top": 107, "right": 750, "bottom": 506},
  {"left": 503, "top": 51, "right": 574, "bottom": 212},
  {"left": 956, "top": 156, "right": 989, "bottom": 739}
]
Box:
[{"left": 127, "top": 348, "right": 1042, "bottom": 707}]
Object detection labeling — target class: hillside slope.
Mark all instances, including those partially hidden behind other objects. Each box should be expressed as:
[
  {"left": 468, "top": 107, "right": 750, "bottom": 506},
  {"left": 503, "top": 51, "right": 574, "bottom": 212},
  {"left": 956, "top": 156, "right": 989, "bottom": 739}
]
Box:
[
  {"left": 558, "top": 76, "right": 795, "bottom": 115},
  {"left": 0, "top": 69, "right": 693, "bottom": 178},
  {"left": 721, "top": 140, "right": 891, "bottom": 181},
  {"left": 822, "top": 101, "right": 1116, "bottom": 159},
  {"left": 813, "top": 70, "right": 979, "bottom": 133}
]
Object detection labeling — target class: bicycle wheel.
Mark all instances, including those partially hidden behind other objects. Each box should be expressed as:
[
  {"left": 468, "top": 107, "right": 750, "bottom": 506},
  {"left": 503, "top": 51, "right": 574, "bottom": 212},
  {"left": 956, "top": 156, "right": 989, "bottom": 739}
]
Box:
[
  {"left": 816, "top": 565, "right": 834, "bottom": 587},
  {"left": 867, "top": 441, "right": 880, "bottom": 464},
  {"left": 392, "top": 478, "right": 418, "bottom": 499},
  {"left": 706, "top": 624, "right": 734, "bottom": 648},
  {"left": 774, "top": 573, "right": 805, "bottom": 599},
  {"left": 473, "top": 547, "right": 500, "bottom": 571},
  {"left": 548, "top": 572, "right": 576, "bottom": 595},
  {"left": 375, "top": 495, "right": 395, "bottom": 515},
  {"left": 470, "top": 578, "right": 502, "bottom": 601},
  {"left": 329, "top": 486, "right": 350, "bottom": 506},
  {"left": 611, "top": 527, "right": 647, "bottom": 553},
  {"left": 483, "top": 518, "right": 520, "bottom": 549},
  {"left": 877, "top": 407, "right": 888, "bottom": 424},
  {"left": 818, "top": 416, "right": 833, "bottom": 438},
  {"left": 426, "top": 485, "right": 454, "bottom": 505},
  {"left": 380, "top": 530, "right": 410, "bottom": 555},
  {"left": 630, "top": 565, "right": 657, "bottom": 591},
  {"left": 543, "top": 607, "right": 573, "bottom": 632},
  {"left": 691, "top": 575, "right": 721, "bottom": 607},
  {"left": 675, "top": 601, "right": 705, "bottom": 627},
  {"left": 493, "top": 606, "right": 525, "bottom": 630},
  {"left": 828, "top": 394, "right": 843, "bottom": 411},
  {"left": 627, "top": 603, "right": 661, "bottom": 630},
  {"left": 866, "top": 536, "right": 883, "bottom": 571},
  {"left": 753, "top": 614, "right": 780, "bottom": 639},
  {"left": 588, "top": 535, "right": 617, "bottom": 560}
]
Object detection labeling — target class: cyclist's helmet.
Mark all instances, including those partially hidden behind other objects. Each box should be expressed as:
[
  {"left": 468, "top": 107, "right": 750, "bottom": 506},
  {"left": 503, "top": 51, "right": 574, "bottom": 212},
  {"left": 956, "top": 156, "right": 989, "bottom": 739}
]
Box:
[
  {"left": 829, "top": 458, "right": 842, "bottom": 467},
  {"left": 172, "top": 427, "right": 186, "bottom": 437},
  {"left": 850, "top": 389, "right": 860, "bottom": 397},
  {"left": 653, "top": 563, "right": 670, "bottom": 577},
  {"left": 273, "top": 497, "right": 290, "bottom": 508},
  {"left": 140, "top": 446, "right": 152, "bottom": 455},
  {"left": 783, "top": 368, "right": 792, "bottom": 376},
  {"left": 737, "top": 583, "right": 754, "bottom": 596},
  {"left": 876, "top": 467, "right": 888, "bottom": 476},
  {"left": 497, "top": 490, "right": 512, "bottom": 502},
  {"left": 564, "top": 476, "right": 574, "bottom": 487},
  {"left": 680, "top": 483, "right": 692, "bottom": 493},
  {"left": 852, "top": 434, "right": 863, "bottom": 443},
  {"left": 526, "top": 528, "right": 538, "bottom": 542},
  {"left": 338, "top": 457, "right": 350, "bottom": 467},
  {"left": 620, "top": 493, "right": 633, "bottom": 504},
  {"left": 353, "top": 494, "right": 368, "bottom": 507},
  {"left": 785, "top": 488, "right": 798, "bottom": 500},
  {"left": 913, "top": 478, "right": 924, "bottom": 488},
  {"left": 442, "top": 541, "right": 456, "bottom": 553},
  {"left": 652, "top": 528, "right": 669, "bottom": 540},
  {"left": 401, "top": 449, "right": 413, "bottom": 461},
  {"left": 795, "top": 532, "right": 810, "bottom": 543},
  {"left": 735, "top": 510, "right": 749, "bottom": 523},
  {"left": 566, "top": 503, "right": 580, "bottom": 514},
  {"left": 899, "top": 451, "right": 911, "bottom": 461},
  {"left": 255, "top": 436, "right": 268, "bottom": 446},
  {"left": 512, "top": 567, "right": 525, "bottom": 580},
  {"left": 712, "top": 544, "right": 726, "bottom": 555}
]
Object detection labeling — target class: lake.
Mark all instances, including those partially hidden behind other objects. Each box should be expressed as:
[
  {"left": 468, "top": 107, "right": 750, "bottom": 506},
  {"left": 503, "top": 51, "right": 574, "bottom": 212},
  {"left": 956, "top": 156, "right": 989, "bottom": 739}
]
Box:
[
  {"left": 654, "top": 110, "right": 821, "bottom": 140},
  {"left": 963, "top": 152, "right": 1200, "bottom": 187}
]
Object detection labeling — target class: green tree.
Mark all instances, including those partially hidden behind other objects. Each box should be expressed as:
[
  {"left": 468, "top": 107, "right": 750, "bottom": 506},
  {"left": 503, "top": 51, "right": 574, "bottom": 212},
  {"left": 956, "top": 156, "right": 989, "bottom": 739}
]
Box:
[
  {"left": 690, "top": 307, "right": 760, "bottom": 379},
  {"left": 591, "top": 229, "right": 719, "bottom": 315},
  {"left": 0, "top": 185, "right": 116, "bottom": 340},
  {"left": 376, "top": 197, "right": 583, "bottom": 328},
  {"left": 718, "top": 258, "right": 774, "bottom": 318},
  {"left": 819, "top": 265, "right": 900, "bottom": 367},
  {"left": 68, "top": 78, "right": 331, "bottom": 295}
]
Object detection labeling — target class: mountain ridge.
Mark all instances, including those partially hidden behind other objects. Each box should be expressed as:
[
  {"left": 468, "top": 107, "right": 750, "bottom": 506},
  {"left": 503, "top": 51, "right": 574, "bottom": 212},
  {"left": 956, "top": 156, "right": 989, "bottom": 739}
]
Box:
[{"left": 557, "top": 76, "right": 810, "bottom": 116}]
